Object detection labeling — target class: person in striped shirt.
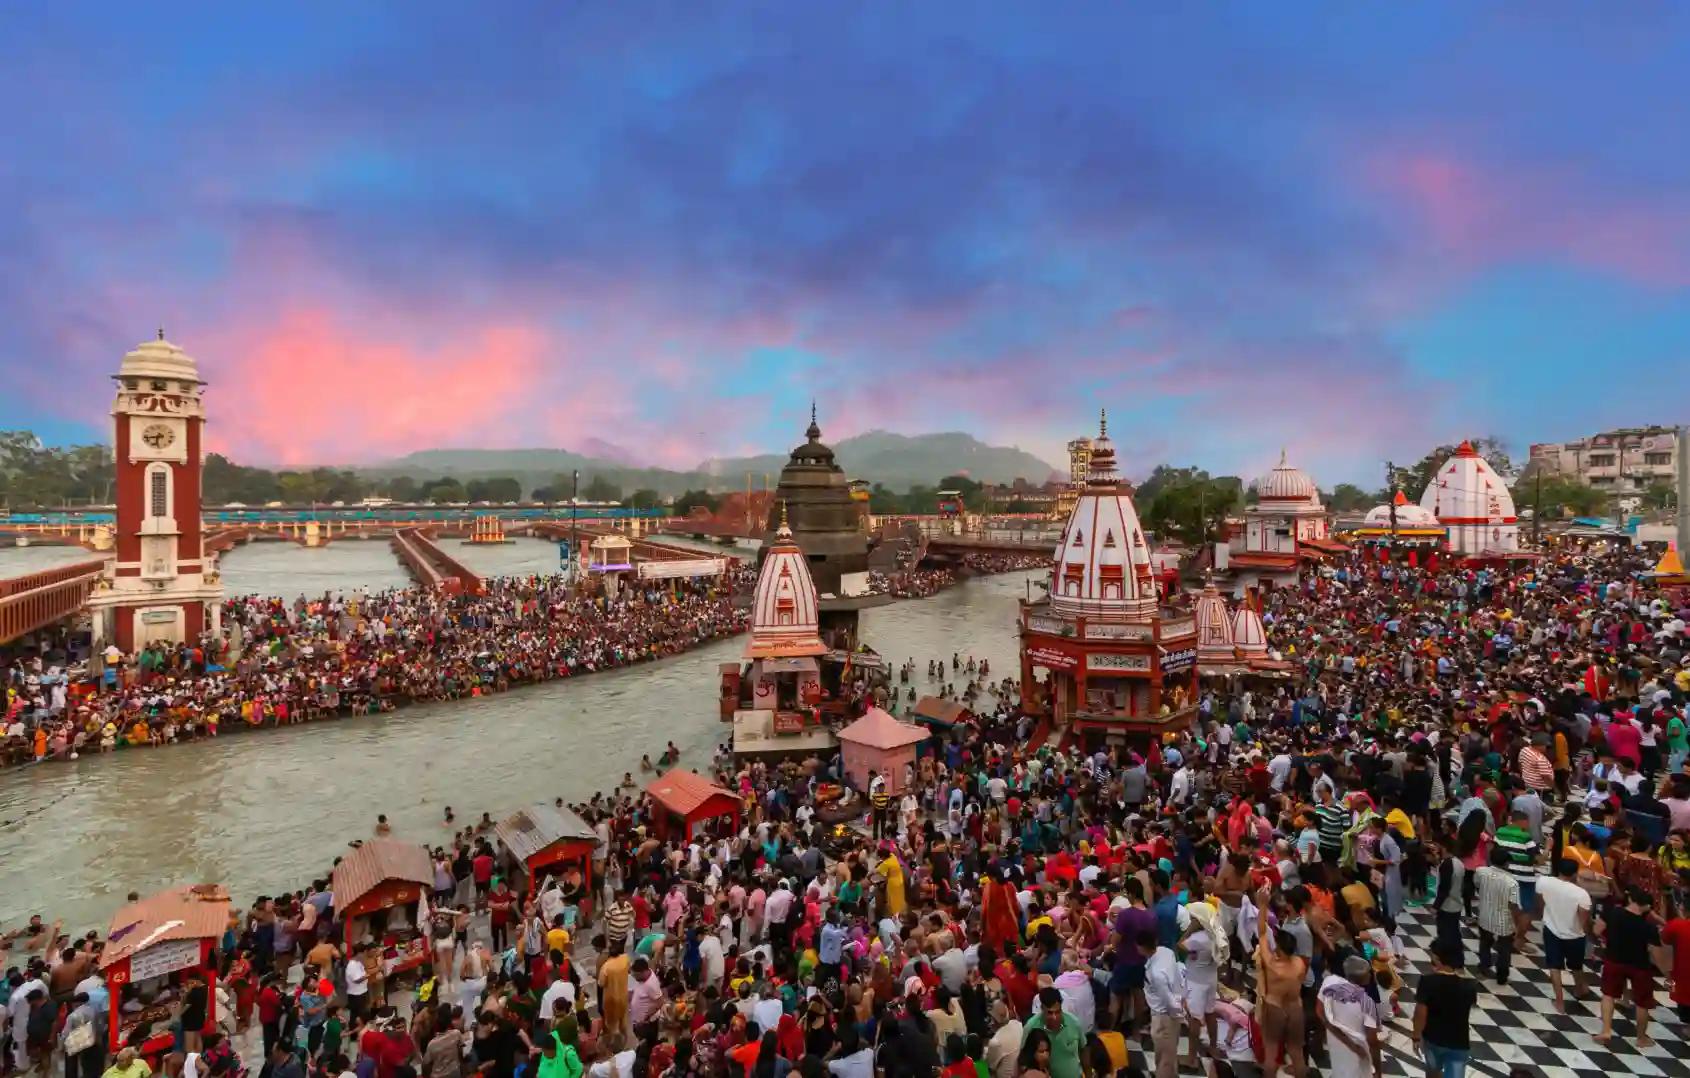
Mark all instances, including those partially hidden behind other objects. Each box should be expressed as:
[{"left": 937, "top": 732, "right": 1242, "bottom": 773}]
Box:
[
  {"left": 1313, "top": 786, "right": 1352, "bottom": 879},
  {"left": 1493, "top": 808, "right": 1542, "bottom": 950}
]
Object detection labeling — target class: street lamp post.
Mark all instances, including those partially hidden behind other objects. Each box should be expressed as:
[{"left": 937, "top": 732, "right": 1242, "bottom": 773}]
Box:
[{"left": 571, "top": 469, "right": 580, "bottom": 588}]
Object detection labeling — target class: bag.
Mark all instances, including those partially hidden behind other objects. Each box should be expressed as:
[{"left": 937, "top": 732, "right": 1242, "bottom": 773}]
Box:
[
  {"left": 64, "top": 1021, "right": 97, "bottom": 1056},
  {"left": 1577, "top": 871, "right": 1611, "bottom": 899}
]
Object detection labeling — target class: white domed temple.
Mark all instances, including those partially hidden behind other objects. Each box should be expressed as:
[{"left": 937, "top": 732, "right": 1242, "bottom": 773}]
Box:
[
  {"left": 1018, "top": 412, "right": 1198, "bottom": 744},
  {"left": 1215, "top": 451, "right": 1345, "bottom": 596}
]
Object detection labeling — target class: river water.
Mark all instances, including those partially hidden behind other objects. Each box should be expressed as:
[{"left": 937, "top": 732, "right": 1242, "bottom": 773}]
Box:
[{"left": 0, "top": 539, "right": 1034, "bottom": 933}]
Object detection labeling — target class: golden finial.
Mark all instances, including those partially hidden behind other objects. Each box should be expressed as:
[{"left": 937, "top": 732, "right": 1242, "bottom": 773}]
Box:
[{"left": 779, "top": 499, "right": 790, "bottom": 529}]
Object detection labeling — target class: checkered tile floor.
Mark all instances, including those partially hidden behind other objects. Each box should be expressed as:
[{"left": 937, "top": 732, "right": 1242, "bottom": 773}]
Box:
[{"left": 1133, "top": 902, "right": 1687, "bottom": 1078}]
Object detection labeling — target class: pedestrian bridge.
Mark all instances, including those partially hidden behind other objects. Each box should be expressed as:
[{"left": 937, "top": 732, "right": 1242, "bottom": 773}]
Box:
[{"left": 0, "top": 557, "right": 109, "bottom": 645}]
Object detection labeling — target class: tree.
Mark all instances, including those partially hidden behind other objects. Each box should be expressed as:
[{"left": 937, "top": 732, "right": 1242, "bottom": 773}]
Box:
[
  {"left": 581, "top": 475, "right": 622, "bottom": 502},
  {"left": 1327, "top": 483, "right": 1374, "bottom": 512},
  {"left": 1139, "top": 469, "right": 1242, "bottom": 545},
  {"left": 466, "top": 476, "right": 522, "bottom": 503},
  {"left": 1642, "top": 483, "right": 1677, "bottom": 512},
  {"left": 385, "top": 476, "right": 419, "bottom": 502},
  {"left": 1399, "top": 437, "right": 1514, "bottom": 500},
  {"left": 1511, "top": 475, "right": 1607, "bottom": 520},
  {"left": 627, "top": 488, "right": 664, "bottom": 510},
  {"left": 421, "top": 477, "right": 467, "bottom": 503}
]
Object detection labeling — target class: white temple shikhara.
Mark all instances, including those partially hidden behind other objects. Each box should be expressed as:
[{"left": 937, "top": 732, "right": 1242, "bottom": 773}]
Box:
[
  {"left": 1421, "top": 440, "right": 1520, "bottom": 556},
  {"left": 1018, "top": 411, "right": 1199, "bottom": 742}
]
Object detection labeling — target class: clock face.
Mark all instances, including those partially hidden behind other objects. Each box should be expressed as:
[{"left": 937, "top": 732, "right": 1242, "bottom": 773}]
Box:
[{"left": 141, "top": 424, "right": 175, "bottom": 450}]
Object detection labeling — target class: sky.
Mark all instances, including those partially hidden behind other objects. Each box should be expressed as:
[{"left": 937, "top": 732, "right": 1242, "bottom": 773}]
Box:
[{"left": 1, "top": 4, "right": 1688, "bottom": 486}]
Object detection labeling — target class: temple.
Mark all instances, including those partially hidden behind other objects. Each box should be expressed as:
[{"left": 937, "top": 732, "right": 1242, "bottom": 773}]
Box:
[
  {"left": 760, "top": 406, "right": 886, "bottom": 667},
  {"left": 1421, "top": 440, "right": 1520, "bottom": 556},
  {"left": 1215, "top": 451, "right": 1343, "bottom": 595},
  {"left": 1352, "top": 491, "right": 1447, "bottom": 555},
  {"left": 1018, "top": 411, "right": 1198, "bottom": 744},
  {"left": 724, "top": 509, "right": 837, "bottom": 759}
]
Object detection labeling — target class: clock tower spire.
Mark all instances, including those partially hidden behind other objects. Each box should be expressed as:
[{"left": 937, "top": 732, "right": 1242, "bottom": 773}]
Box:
[{"left": 87, "top": 333, "right": 223, "bottom": 653}]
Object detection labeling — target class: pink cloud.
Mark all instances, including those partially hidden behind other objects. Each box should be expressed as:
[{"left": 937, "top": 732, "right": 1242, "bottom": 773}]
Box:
[
  {"left": 1362, "top": 144, "right": 1690, "bottom": 287},
  {"left": 200, "top": 309, "right": 546, "bottom": 466}
]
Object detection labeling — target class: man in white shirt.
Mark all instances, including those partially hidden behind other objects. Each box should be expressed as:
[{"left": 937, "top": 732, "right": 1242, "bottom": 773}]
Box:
[
  {"left": 1168, "top": 764, "right": 1193, "bottom": 807},
  {"left": 1143, "top": 937, "right": 1187, "bottom": 1078},
  {"left": 1268, "top": 752, "right": 1293, "bottom": 792},
  {"left": 1537, "top": 858, "right": 1594, "bottom": 1013},
  {"left": 827, "top": 1027, "right": 875, "bottom": 1078},
  {"left": 697, "top": 932, "right": 725, "bottom": 989},
  {"left": 344, "top": 945, "right": 370, "bottom": 1022},
  {"left": 983, "top": 1000, "right": 1024, "bottom": 1078},
  {"left": 538, "top": 977, "right": 576, "bottom": 1020}
]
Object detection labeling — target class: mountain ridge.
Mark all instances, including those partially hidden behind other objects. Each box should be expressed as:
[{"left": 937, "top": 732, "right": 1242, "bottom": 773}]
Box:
[{"left": 364, "top": 431, "right": 1061, "bottom": 496}]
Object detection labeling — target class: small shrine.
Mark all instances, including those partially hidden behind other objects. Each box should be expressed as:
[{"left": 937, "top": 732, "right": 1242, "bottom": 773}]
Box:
[
  {"left": 1352, "top": 491, "right": 1447, "bottom": 563},
  {"left": 724, "top": 509, "right": 838, "bottom": 760},
  {"left": 1018, "top": 411, "right": 1198, "bottom": 745},
  {"left": 1214, "top": 450, "right": 1344, "bottom": 596}
]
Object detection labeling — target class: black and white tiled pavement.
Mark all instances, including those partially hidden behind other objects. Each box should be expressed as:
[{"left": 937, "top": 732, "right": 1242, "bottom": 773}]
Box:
[{"left": 1133, "top": 903, "right": 1687, "bottom": 1078}]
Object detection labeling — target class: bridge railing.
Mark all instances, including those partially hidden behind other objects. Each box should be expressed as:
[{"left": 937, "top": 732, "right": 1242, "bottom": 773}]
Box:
[{"left": 0, "top": 558, "right": 109, "bottom": 644}]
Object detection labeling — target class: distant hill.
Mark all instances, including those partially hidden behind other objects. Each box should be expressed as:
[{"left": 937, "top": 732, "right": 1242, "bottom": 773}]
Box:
[
  {"left": 701, "top": 431, "right": 1061, "bottom": 490},
  {"left": 366, "top": 431, "right": 1061, "bottom": 497}
]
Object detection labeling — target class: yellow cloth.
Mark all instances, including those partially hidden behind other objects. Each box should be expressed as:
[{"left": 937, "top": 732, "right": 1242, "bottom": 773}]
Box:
[
  {"left": 1384, "top": 808, "right": 1416, "bottom": 840},
  {"left": 876, "top": 856, "right": 907, "bottom": 917}
]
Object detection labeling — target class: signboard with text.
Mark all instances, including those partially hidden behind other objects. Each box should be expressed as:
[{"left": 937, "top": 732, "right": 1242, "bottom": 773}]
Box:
[
  {"left": 1085, "top": 623, "right": 1150, "bottom": 640},
  {"left": 129, "top": 938, "right": 202, "bottom": 982},
  {"left": 1026, "top": 646, "right": 1079, "bottom": 670},
  {"left": 1087, "top": 653, "right": 1151, "bottom": 672}
]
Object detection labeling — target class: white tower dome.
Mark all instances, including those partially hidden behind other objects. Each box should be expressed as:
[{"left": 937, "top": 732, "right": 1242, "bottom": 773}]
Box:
[
  {"left": 745, "top": 508, "right": 827, "bottom": 658},
  {"left": 1050, "top": 410, "right": 1157, "bottom": 620},
  {"left": 1254, "top": 450, "right": 1321, "bottom": 508},
  {"left": 1194, "top": 580, "right": 1237, "bottom": 664},
  {"left": 1232, "top": 604, "right": 1270, "bottom": 658},
  {"left": 1420, "top": 441, "right": 1519, "bottom": 555},
  {"left": 1363, "top": 491, "right": 1441, "bottom": 528}
]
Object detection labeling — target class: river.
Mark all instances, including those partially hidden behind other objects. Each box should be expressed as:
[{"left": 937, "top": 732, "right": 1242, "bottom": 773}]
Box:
[{"left": 0, "top": 539, "right": 1035, "bottom": 932}]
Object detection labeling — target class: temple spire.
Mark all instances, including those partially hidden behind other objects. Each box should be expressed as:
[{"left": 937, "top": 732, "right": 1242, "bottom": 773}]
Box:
[
  {"left": 157, "top": 327, "right": 165, "bottom": 341},
  {"left": 805, "top": 401, "right": 821, "bottom": 442},
  {"left": 1099, "top": 408, "right": 1107, "bottom": 438}
]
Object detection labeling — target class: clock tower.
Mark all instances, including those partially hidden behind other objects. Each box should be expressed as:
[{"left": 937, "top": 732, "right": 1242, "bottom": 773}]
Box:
[{"left": 88, "top": 332, "right": 223, "bottom": 653}]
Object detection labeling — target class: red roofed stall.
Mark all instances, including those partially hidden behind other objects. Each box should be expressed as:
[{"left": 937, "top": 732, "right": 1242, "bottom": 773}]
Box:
[
  {"left": 494, "top": 803, "right": 601, "bottom": 917},
  {"left": 100, "top": 884, "right": 229, "bottom": 1055},
  {"left": 332, "top": 839, "right": 435, "bottom": 977},
  {"left": 645, "top": 769, "right": 741, "bottom": 842}
]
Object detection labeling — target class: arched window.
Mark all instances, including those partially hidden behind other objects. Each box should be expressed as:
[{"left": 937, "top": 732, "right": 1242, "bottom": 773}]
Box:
[{"left": 145, "top": 464, "right": 172, "bottom": 521}]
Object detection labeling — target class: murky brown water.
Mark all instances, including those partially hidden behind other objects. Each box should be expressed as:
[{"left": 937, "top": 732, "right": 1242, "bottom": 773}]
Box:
[{"left": 0, "top": 548, "right": 1034, "bottom": 933}]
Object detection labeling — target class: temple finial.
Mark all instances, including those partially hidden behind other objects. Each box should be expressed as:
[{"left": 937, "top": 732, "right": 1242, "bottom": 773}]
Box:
[
  {"left": 779, "top": 499, "right": 790, "bottom": 530},
  {"left": 1099, "top": 408, "right": 1107, "bottom": 438},
  {"left": 157, "top": 326, "right": 165, "bottom": 341},
  {"left": 1279, "top": 447, "right": 1287, "bottom": 466},
  {"left": 805, "top": 402, "right": 821, "bottom": 441}
]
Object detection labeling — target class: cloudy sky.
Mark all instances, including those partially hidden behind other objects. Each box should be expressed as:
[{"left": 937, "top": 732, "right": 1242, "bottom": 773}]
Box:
[{"left": 2, "top": 4, "right": 1687, "bottom": 484}]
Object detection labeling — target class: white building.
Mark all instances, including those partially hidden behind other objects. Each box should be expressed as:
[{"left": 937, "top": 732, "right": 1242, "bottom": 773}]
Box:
[
  {"left": 1421, "top": 441, "right": 1519, "bottom": 556},
  {"left": 1215, "top": 452, "right": 1340, "bottom": 596}
]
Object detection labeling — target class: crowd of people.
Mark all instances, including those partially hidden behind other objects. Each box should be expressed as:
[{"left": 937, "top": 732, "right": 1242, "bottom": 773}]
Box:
[
  {"left": 874, "top": 554, "right": 1050, "bottom": 600},
  {"left": 5, "top": 540, "right": 1690, "bottom": 1078},
  {"left": 1, "top": 571, "right": 755, "bottom": 767}
]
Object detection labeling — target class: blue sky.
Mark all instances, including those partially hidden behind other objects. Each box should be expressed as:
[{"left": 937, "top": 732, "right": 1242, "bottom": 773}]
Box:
[{"left": 1, "top": 4, "right": 1686, "bottom": 484}]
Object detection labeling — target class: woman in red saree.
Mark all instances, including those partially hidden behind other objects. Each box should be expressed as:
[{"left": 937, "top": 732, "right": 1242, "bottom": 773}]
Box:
[{"left": 979, "top": 865, "right": 1021, "bottom": 954}]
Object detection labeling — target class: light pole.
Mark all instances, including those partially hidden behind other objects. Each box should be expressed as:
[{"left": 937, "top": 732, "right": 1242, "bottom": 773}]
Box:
[{"left": 571, "top": 469, "right": 580, "bottom": 588}]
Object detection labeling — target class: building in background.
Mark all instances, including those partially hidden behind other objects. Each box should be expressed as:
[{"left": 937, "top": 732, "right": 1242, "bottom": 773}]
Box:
[
  {"left": 1213, "top": 452, "right": 1344, "bottom": 596},
  {"left": 1055, "top": 436, "right": 1094, "bottom": 518},
  {"left": 1528, "top": 427, "right": 1680, "bottom": 495}
]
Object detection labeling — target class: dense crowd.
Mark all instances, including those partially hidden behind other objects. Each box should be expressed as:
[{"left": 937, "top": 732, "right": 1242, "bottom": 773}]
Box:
[
  {"left": 1, "top": 571, "right": 755, "bottom": 766},
  {"left": 874, "top": 555, "right": 1050, "bottom": 599},
  {"left": 5, "top": 541, "right": 1690, "bottom": 1078}
]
